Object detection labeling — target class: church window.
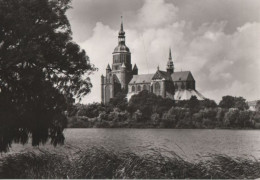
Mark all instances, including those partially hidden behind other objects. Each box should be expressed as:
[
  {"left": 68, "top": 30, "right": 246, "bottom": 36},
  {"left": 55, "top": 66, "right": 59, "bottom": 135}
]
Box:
[
  {"left": 155, "top": 82, "right": 160, "bottom": 95},
  {"left": 181, "top": 82, "right": 185, "bottom": 89},
  {"left": 137, "top": 85, "right": 141, "bottom": 91},
  {"left": 132, "top": 86, "right": 135, "bottom": 92},
  {"left": 187, "top": 82, "right": 191, "bottom": 89}
]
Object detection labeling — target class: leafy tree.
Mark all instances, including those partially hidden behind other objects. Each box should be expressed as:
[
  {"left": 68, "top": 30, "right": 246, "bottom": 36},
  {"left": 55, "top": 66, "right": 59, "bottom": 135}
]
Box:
[
  {"left": 224, "top": 109, "right": 240, "bottom": 127},
  {"left": 76, "top": 103, "right": 104, "bottom": 118},
  {"left": 234, "top": 97, "right": 249, "bottom": 110},
  {"left": 0, "top": 0, "right": 95, "bottom": 152},
  {"left": 128, "top": 90, "right": 174, "bottom": 120},
  {"left": 219, "top": 96, "right": 235, "bottom": 109},
  {"left": 238, "top": 111, "right": 252, "bottom": 128},
  {"left": 109, "top": 92, "right": 128, "bottom": 111},
  {"left": 175, "top": 100, "right": 189, "bottom": 108},
  {"left": 256, "top": 101, "right": 260, "bottom": 112},
  {"left": 219, "top": 96, "right": 248, "bottom": 110},
  {"left": 200, "top": 99, "right": 217, "bottom": 109},
  {"left": 188, "top": 96, "right": 200, "bottom": 113}
]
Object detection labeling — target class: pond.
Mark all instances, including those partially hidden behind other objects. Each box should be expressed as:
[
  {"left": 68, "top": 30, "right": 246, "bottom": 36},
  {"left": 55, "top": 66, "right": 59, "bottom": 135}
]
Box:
[{"left": 7, "top": 128, "right": 260, "bottom": 160}]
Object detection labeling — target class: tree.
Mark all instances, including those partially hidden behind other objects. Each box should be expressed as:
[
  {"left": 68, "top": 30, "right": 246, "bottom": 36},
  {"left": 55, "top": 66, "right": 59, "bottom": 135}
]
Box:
[
  {"left": 256, "top": 101, "right": 260, "bottom": 112},
  {"left": 188, "top": 96, "right": 200, "bottom": 113},
  {"left": 224, "top": 109, "right": 240, "bottom": 127},
  {"left": 200, "top": 99, "right": 217, "bottom": 109},
  {"left": 128, "top": 90, "right": 174, "bottom": 120},
  {"left": 234, "top": 97, "right": 249, "bottom": 110},
  {"left": 238, "top": 111, "right": 252, "bottom": 128},
  {"left": 219, "top": 96, "right": 248, "bottom": 110},
  {"left": 0, "top": 0, "right": 95, "bottom": 152},
  {"left": 109, "top": 92, "right": 128, "bottom": 111},
  {"left": 219, "top": 96, "right": 235, "bottom": 109},
  {"left": 76, "top": 103, "right": 104, "bottom": 118}
]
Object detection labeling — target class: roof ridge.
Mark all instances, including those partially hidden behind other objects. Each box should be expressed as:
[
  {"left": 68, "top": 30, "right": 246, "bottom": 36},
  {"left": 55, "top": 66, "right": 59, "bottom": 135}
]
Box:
[{"left": 174, "top": 70, "right": 190, "bottom": 73}]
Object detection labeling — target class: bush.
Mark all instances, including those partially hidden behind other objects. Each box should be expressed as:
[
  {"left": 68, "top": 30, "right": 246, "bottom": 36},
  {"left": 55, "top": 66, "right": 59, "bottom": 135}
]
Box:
[{"left": 1, "top": 147, "right": 260, "bottom": 179}]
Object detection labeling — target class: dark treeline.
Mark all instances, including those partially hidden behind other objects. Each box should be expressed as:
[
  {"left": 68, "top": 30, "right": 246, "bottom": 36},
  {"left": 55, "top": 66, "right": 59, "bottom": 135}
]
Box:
[{"left": 68, "top": 91, "right": 260, "bottom": 129}]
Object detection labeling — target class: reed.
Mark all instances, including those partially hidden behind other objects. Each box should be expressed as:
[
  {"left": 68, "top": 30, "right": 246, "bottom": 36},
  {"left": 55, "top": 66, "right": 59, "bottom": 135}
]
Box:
[{"left": 0, "top": 147, "right": 259, "bottom": 179}]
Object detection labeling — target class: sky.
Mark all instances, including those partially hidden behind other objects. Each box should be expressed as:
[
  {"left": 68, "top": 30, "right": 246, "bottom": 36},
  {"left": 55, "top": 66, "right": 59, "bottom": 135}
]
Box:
[{"left": 66, "top": 0, "right": 260, "bottom": 104}]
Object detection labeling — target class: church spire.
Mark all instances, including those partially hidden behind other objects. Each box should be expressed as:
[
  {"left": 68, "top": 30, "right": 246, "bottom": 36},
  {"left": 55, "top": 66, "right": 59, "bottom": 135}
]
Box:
[
  {"left": 120, "top": 16, "right": 124, "bottom": 32},
  {"left": 167, "top": 47, "right": 174, "bottom": 74},
  {"left": 169, "top": 48, "right": 172, "bottom": 60},
  {"left": 118, "top": 16, "right": 125, "bottom": 45}
]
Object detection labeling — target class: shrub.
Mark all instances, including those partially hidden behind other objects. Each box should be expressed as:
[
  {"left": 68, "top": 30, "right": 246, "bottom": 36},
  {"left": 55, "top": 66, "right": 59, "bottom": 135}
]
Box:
[{"left": 1, "top": 147, "right": 260, "bottom": 179}]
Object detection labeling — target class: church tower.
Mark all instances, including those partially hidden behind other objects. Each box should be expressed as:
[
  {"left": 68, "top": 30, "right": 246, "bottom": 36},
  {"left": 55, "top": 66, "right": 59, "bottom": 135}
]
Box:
[
  {"left": 112, "top": 16, "right": 132, "bottom": 90},
  {"left": 101, "top": 17, "right": 133, "bottom": 104},
  {"left": 167, "top": 48, "right": 174, "bottom": 74},
  {"left": 112, "top": 16, "right": 132, "bottom": 72}
]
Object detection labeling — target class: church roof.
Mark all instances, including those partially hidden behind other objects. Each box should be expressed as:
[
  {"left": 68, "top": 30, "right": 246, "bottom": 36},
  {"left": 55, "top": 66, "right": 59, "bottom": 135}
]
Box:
[
  {"left": 129, "top": 74, "right": 154, "bottom": 84},
  {"left": 133, "top": 64, "right": 138, "bottom": 70},
  {"left": 113, "top": 16, "right": 130, "bottom": 53},
  {"left": 171, "top": 71, "right": 194, "bottom": 81},
  {"left": 174, "top": 89, "right": 205, "bottom": 100},
  {"left": 106, "top": 64, "right": 111, "bottom": 70},
  {"left": 152, "top": 70, "right": 172, "bottom": 81},
  {"left": 113, "top": 44, "right": 130, "bottom": 53}
]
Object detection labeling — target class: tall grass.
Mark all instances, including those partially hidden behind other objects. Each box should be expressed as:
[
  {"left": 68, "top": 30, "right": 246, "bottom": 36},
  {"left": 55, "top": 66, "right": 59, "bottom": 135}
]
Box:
[{"left": 0, "top": 147, "right": 260, "bottom": 179}]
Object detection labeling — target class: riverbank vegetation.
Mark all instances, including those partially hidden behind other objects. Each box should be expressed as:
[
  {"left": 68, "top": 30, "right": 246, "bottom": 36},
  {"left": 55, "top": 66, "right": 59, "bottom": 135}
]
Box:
[
  {"left": 0, "top": 147, "right": 259, "bottom": 179},
  {"left": 68, "top": 91, "right": 260, "bottom": 129}
]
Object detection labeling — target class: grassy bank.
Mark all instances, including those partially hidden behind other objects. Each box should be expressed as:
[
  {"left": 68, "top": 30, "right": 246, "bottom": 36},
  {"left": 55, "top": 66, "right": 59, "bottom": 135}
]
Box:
[{"left": 0, "top": 147, "right": 260, "bottom": 179}]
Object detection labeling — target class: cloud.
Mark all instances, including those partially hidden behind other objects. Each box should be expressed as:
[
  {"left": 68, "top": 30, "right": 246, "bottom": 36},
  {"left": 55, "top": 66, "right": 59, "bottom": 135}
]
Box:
[
  {"left": 79, "top": 22, "right": 117, "bottom": 103},
  {"left": 77, "top": 0, "right": 260, "bottom": 104},
  {"left": 134, "top": 0, "right": 178, "bottom": 29}
]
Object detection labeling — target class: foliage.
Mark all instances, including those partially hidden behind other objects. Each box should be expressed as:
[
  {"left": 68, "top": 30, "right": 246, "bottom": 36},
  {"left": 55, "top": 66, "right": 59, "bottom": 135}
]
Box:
[
  {"left": 188, "top": 96, "right": 200, "bottom": 113},
  {"left": 0, "top": 0, "right": 95, "bottom": 152},
  {"left": 219, "top": 96, "right": 248, "bottom": 110},
  {"left": 128, "top": 90, "right": 174, "bottom": 120},
  {"left": 219, "top": 96, "right": 236, "bottom": 109},
  {"left": 1, "top": 147, "right": 260, "bottom": 179},
  {"left": 109, "top": 92, "right": 128, "bottom": 111},
  {"left": 256, "top": 100, "right": 260, "bottom": 112},
  {"left": 67, "top": 92, "right": 258, "bottom": 129},
  {"left": 76, "top": 103, "right": 105, "bottom": 118},
  {"left": 200, "top": 98, "right": 217, "bottom": 109}
]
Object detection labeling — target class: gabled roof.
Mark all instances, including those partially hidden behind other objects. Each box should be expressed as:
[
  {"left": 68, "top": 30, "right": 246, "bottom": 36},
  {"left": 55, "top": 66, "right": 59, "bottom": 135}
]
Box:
[
  {"left": 152, "top": 70, "right": 172, "bottom": 81},
  {"left": 129, "top": 74, "right": 154, "bottom": 84},
  {"left": 171, "top": 71, "right": 194, "bottom": 81}
]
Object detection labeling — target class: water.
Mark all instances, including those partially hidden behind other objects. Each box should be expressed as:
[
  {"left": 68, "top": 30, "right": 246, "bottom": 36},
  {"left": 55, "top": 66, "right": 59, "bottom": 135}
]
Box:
[{"left": 6, "top": 129, "right": 260, "bottom": 160}]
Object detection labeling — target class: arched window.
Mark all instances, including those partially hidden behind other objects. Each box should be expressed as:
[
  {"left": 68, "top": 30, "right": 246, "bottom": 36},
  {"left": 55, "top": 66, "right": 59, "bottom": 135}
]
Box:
[
  {"left": 132, "top": 86, "right": 135, "bottom": 92},
  {"left": 137, "top": 85, "right": 141, "bottom": 91},
  {"left": 181, "top": 82, "right": 185, "bottom": 89},
  {"left": 143, "top": 85, "right": 147, "bottom": 90},
  {"left": 175, "top": 83, "right": 178, "bottom": 90},
  {"left": 187, "top": 82, "right": 191, "bottom": 89},
  {"left": 155, "top": 82, "right": 160, "bottom": 95}
]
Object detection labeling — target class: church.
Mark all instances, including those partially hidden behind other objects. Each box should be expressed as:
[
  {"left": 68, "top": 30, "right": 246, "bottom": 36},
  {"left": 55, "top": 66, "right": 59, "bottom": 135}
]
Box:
[{"left": 101, "top": 19, "right": 205, "bottom": 104}]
